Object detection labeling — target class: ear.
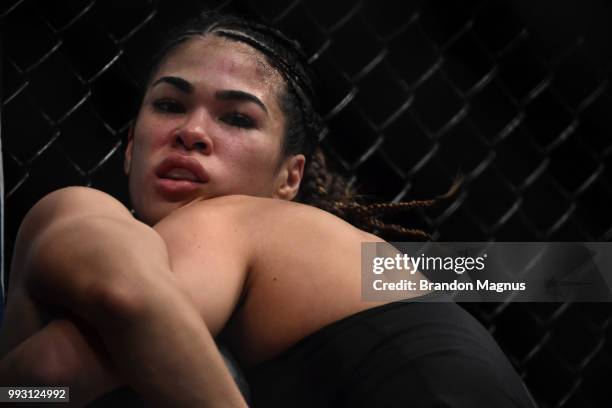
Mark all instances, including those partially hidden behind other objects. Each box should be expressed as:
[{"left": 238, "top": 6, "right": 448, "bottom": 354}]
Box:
[
  {"left": 124, "top": 123, "right": 135, "bottom": 176},
  {"left": 274, "top": 154, "right": 305, "bottom": 201}
]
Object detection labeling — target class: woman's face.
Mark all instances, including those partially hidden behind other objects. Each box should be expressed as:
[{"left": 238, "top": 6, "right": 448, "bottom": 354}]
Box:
[{"left": 125, "top": 35, "right": 304, "bottom": 225}]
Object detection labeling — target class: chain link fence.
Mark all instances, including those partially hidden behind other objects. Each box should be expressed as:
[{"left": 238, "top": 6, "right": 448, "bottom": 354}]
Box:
[{"left": 2, "top": 0, "right": 612, "bottom": 406}]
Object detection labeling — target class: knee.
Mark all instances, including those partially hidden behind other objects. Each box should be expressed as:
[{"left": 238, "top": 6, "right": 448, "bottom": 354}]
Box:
[
  {"left": 12, "top": 187, "right": 133, "bottom": 284},
  {"left": 24, "top": 215, "right": 170, "bottom": 323},
  {"left": 20, "top": 187, "right": 131, "bottom": 236},
  {"left": 14, "top": 187, "right": 174, "bottom": 328},
  {"left": 31, "top": 186, "right": 132, "bottom": 221}
]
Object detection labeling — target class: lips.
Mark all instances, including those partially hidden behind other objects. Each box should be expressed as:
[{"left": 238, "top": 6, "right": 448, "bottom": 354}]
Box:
[
  {"left": 162, "top": 168, "right": 201, "bottom": 182},
  {"left": 155, "top": 155, "right": 208, "bottom": 183},
  {"left": 154, "top": 155, "right": 208, "bottom": 199}
]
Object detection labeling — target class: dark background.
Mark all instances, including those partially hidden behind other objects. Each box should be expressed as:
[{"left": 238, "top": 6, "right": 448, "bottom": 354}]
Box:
[{"left": 1, "top": 0, "right": 612, "bottom": 406}]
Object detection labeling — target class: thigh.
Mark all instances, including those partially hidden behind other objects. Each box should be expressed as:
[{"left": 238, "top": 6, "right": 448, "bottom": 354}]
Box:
[
  {"left": 1, "top": 280, "right": 121, "bottom": 401},
  {"left": 1, "top": 187, "right": 134, "bottom": 354}
]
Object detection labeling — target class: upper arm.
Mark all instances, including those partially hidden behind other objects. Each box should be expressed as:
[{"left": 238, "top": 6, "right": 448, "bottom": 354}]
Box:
[{"left": 152, "top": 197, "right": 252, "bottom": 336}]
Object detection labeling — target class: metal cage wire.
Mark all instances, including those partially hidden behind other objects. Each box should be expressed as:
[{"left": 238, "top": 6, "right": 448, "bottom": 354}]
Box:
[{"left": 1, "top": 0, "right": 612, "bottom": 406}]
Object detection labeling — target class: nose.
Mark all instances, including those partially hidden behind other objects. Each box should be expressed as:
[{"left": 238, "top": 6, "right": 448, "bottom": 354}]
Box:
[{"left": 173, "top": 111, "right": 213, "bottom": 154}]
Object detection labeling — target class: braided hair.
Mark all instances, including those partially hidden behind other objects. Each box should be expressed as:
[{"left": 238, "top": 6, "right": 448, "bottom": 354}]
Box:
[{"left": 144, "top": 11, "right": 453, "bottom": 240}]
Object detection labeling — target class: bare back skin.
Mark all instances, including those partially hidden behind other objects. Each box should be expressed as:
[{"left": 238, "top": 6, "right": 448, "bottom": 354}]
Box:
[
  {"left": 153, "top": 194, "right": 425, "bottom": 367},
  {"left": 0, "top": 188, "right": 430, "bottom": 405}
]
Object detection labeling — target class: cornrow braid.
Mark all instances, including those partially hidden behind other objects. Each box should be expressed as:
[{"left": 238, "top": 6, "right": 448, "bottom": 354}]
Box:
[
  {"left": 350, "top": 177, "right": 462, "bottom": 218},
  {"left": 363, "top": 217, "right": 432, "bottom": 241},
  {"left": 145, "top": 11, "right": 322, "bottom": 158},
  {"left": 213, "top": 29, "right": 321, "bottom": 157},
  {"left": 298, "top": 148, "right": 352, "bottom": 204},
  {"left": 144, "top": 10, "right": 456, "bottom": 241},
  {"left": 299, "top": 149, "right": 460, "bottom": 241}
]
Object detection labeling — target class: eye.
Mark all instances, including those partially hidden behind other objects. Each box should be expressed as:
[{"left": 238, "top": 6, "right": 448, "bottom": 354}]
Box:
[
  {"left": 220, "top": 112, "right": 256, "bottom": 129},
  {"left": 153, "top": 99, "right": 185, "bottom": 113}
]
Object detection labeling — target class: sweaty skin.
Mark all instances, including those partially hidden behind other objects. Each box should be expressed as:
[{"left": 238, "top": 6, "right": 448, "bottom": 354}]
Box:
[
  {"left": 125, "top": 36, "right": 295, "bottom": 226},
  {"left": 0, "top": 35, "right": 428, "bottom": 404},
  {"left": 0, "top": 188, "right": 250, "bottom": 407},
  {"left": 0, "top": 188, "right": 423, "bottom": 404},
  {"left": 153, "top": 194, "right": 406, "bottom": 366}
]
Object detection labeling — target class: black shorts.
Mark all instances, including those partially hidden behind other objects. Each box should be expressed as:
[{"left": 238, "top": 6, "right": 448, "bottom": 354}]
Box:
[
  {"left": 246, "top": 292, "right": 537, "bottom": 408},
  {"left": 89, "top": 292, "right": 537, "bottom": 407}
]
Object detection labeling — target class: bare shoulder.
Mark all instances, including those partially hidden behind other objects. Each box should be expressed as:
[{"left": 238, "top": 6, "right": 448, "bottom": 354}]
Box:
[
  {"left": 162, "top": 196, "right": 386, "bottom": 364},
  {"left": 150, "top": 195, "right": 382, "bottom": 343},
  {"left": 149, "top": 195, "right": 296, "bottom": 334},
  {"left": 155, "top": 194, "right": 372, "bottom": 239},
  {"left": 154, "top": 194, "right": 382, "bottom": 272}
]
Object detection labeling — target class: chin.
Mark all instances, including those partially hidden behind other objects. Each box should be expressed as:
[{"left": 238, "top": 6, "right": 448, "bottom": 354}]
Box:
[{"left": 131, "top": 200, "right": 169, "bottom": 226}]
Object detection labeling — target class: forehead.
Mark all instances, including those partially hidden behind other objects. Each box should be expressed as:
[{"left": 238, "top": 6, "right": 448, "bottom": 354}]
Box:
[{"left": 153, "top": 35, "right": 284, "bottom": 101}]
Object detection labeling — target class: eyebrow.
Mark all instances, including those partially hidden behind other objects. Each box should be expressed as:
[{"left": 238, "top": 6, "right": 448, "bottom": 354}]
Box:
[
  {"left": 153, "top": 76, "right": 193, "bottom": 93},
  {"left": 152, "top": 76, "right": 268, "bottom": 114},
  {"left": 215, "top": 90, "right": 268, "bottom": 114}
]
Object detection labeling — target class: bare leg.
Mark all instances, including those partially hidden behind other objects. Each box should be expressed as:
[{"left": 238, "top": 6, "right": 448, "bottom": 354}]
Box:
[
  {"left": 0, "top": 190, "right": 124, "bottom": 405},
  {"left": 0, "top": 318, "right": 121, "bottom": 406},
  {"left": 1, "top": 187, "right": 246, "bottom": 407}
]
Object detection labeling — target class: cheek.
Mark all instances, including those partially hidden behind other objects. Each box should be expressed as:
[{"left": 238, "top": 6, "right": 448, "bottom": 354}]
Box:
[
  {"left": 244, "top": 137, "right": 279, "bottom": 164},
  {"left": 220, "top": 136, "right": 280, "bottom": 181},
  {"left": 134, "top": 111, "right": 176, "bottom": 150},
  {"left": 129, "top": 128, "right": 164, "bottom": 182}
]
